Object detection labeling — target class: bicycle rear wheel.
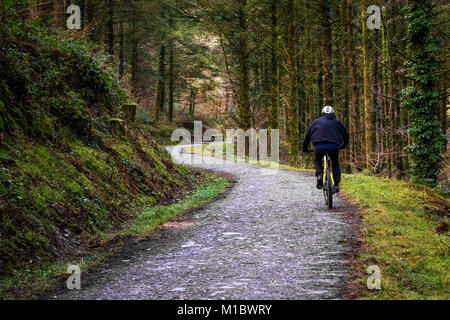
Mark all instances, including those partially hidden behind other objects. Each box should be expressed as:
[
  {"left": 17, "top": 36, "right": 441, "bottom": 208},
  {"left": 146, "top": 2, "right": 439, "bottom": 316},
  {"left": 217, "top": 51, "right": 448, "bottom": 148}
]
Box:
[
  {"left": 327, "top": 165, "right": 333, "bottom": 209},
  {"left": 323, "top": 171, "right": 329, "bottom": 207},
  {"left": 322, "top": 154, "right": 333, "bottom": 209}
]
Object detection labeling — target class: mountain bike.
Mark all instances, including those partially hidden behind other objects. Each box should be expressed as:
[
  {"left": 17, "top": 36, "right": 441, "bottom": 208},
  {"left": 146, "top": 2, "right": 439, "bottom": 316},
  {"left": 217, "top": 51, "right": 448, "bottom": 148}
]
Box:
[
  {"left": 322, "top": 151, "right": 335, "bottom": 209},
  {"left": 306, "top": 150, "right": 335, "bottom": 209}
]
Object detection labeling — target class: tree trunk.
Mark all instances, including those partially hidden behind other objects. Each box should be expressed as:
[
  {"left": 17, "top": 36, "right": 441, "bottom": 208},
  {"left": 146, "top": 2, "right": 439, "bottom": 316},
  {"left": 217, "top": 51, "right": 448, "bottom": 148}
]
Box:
[
  {"left": 269, "top": 0, "right": 279, "bottom": 129},
  {"left": 381, "top": 19, "right": 393, "bottom": 176},
  {"left": 77, "top": 0, "right": 84, "bottom": 29},
  {"left": 38, "top": 0, "right": 53, "bottom": 24},
  {"left": 155, "top": 42, "right": 166, "bottom": 119},
  {"left": 287, "top": 0, "right": 298, "bottom": 165},
  {"left": 237, "top": 0, "right": 251, "bottom": 130},
  {"left": 106, "top": 0, "right": 114, "bottom": 56},
  {"left": 168, "top": 38, "right": 175, "bottom": 122},
  {"left": 53, "top": 0, "right": 65, "bottom": 28},
  {"left": 388, "top": 2, "right": 403, "bottom": 176},
  {"left": 346, "top": 0, "right": 360, "bottom": 167},
  {"left": 189, "top": 88, "right": 197, "bottom": 115},
  {"left": 130, "top": 18, "right": 138, "bottom": 97},
  {"left": 373, "top": 40, "right": 383, "bottom": 172},
  {"left": 305, "top": 4, "right": 315, "bottom": 129},
  {"left": 321, "top": 0, "right": 333, "bottom": 106},
  {"left": 362, "top": 0, "right": 372, "bottom": 170},
  {"left": 119, "top": 22, "right": 124, "bottom": 78},
  {"left": 85, "top": 0, "right": 95, "bottom": 40},
  {"left": 402, "top": 0, "right": 445, "bottom": 186}
]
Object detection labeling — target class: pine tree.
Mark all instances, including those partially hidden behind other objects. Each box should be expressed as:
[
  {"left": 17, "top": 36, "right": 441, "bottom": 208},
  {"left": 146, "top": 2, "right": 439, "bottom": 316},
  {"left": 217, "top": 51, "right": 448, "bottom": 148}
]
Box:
[
  {"left": 269, "top": 0, "right": 279, "bottom": 129},
  {"left": 286, "top": 0, "right": 299, "bottom": 165},
  {"left": 362, "top": 0, "right": 372, "bottom": 170}
]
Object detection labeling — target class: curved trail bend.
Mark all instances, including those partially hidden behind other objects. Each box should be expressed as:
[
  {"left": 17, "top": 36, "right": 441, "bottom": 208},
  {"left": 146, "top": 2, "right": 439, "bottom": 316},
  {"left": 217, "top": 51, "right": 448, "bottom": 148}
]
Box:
[{"left": 53, "top": 149, "right": 353, "bottom": 300}]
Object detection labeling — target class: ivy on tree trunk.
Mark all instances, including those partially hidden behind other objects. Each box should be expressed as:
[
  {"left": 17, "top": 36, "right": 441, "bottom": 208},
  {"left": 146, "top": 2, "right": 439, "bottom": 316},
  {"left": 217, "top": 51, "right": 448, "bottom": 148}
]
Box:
[{"left": 402, "top": 0, "right": 446, "bottom": 187}]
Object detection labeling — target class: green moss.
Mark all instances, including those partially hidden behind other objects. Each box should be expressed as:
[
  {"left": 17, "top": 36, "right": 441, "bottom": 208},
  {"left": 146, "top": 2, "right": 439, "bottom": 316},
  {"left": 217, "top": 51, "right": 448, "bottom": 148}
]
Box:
[
  {"left": 109, "top": 118, "right": 126, "bottom": 138},
  {"left": 72, "top": 142, "right": 110, "bottom": 177},
  {"left": 1, "top": 123, "right": 196, "bottom": 274}
]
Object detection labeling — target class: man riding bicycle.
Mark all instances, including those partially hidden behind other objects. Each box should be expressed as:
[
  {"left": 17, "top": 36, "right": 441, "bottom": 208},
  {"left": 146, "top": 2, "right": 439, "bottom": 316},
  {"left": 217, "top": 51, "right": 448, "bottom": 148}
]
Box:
[{"left": 302, "top": 106, "right": 349, "bottom": 193}]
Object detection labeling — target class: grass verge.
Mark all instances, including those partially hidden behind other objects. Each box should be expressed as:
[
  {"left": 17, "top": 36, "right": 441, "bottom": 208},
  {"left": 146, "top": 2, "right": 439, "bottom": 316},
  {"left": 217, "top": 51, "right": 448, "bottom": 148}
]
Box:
[
  {"left": 0, "top": 172, "right": 234, "bottom": 300},
  {"left": 341, "top": 174, "right": 449, "bottom": 299},
  {"left": 110, "top": 172, "right": 232, "bottom": 239}
]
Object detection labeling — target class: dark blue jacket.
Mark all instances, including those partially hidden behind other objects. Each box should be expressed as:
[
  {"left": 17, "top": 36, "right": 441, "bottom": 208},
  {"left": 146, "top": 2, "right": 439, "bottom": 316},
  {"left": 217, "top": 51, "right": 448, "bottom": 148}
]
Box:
[{"left": 302, "top": 113, "right": 349, "bottom": 151}]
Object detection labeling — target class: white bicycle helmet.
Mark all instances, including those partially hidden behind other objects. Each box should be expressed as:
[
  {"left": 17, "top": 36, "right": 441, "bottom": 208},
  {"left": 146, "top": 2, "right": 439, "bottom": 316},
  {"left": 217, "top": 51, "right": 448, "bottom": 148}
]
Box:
[{"left": 322, "top": 105, "right": 334, "bottom": 114}]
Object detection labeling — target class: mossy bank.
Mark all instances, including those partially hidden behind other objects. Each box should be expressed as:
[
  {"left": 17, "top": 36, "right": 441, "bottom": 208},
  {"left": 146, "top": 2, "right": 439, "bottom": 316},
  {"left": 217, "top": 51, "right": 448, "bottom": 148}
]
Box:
[{"left": 0, "top": 6, "right": 197, "bottom": 279}]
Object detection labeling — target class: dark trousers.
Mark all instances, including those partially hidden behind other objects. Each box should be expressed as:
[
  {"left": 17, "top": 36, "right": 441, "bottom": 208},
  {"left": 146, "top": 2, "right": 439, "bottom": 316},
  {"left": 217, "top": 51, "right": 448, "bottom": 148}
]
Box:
[{"left": 314, "top": 149, "right": 341, "bottom": 185}]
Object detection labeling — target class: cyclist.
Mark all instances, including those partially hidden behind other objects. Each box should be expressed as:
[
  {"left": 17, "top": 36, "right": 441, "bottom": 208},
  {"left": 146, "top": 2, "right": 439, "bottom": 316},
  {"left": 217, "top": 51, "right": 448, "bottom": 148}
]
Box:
[{"left": 302, "top": 106, "right": 349, "bottom": 193}]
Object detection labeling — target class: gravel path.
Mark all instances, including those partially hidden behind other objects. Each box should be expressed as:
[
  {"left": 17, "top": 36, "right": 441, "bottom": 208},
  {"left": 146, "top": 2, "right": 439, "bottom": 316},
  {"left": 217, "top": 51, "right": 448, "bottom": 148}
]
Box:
[{"left": 51, "top": 149, "right": 352, "bottom": 300}]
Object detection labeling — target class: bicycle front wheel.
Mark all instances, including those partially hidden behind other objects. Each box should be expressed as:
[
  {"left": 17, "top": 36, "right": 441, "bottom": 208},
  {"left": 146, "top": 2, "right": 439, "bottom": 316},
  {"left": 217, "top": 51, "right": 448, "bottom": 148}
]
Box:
[
  {"left": 326, "top": 166, "right": 333, "bottom": 209},
  {"left": 323, "top": 172, "right": 329, "bottom": 207}
]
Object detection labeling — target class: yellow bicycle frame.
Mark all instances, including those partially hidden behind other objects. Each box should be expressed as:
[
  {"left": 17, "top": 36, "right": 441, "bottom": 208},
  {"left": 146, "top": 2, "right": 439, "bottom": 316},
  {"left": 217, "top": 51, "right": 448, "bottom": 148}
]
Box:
[{"left": 323, "top": 155, "right": 335, "bottom": 186}]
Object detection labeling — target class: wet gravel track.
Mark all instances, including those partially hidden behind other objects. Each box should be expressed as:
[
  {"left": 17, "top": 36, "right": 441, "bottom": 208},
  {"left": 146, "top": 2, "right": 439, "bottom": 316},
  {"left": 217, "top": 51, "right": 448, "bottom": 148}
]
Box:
[{"left": 51, "top": 151, "right": 352, "bottom": 300}]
